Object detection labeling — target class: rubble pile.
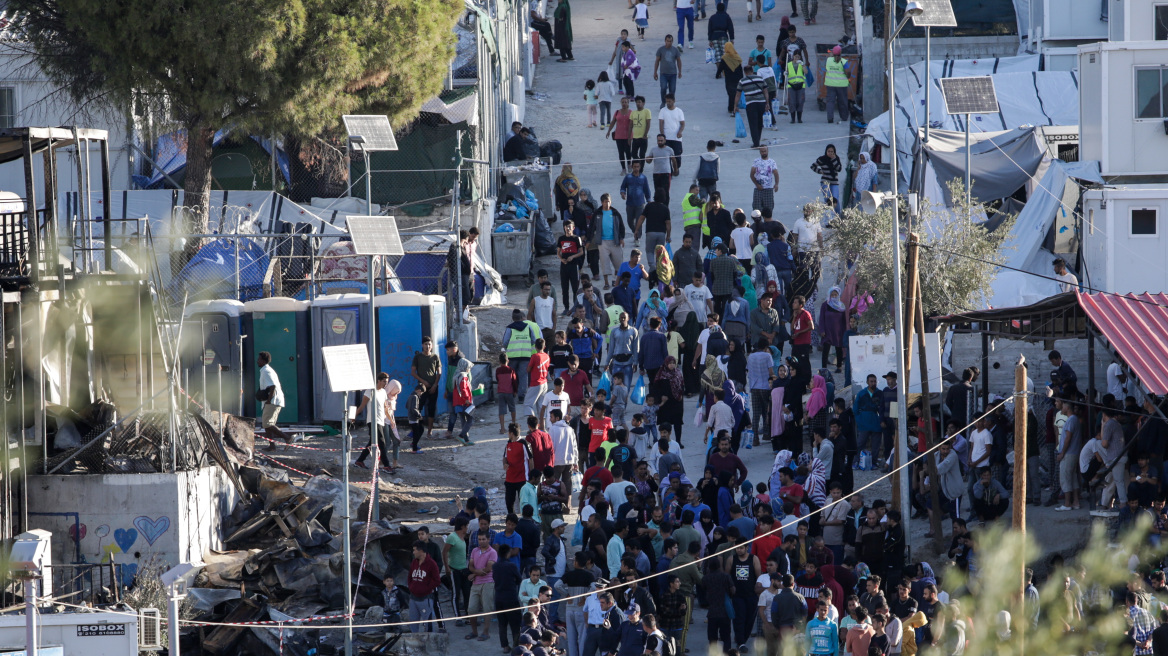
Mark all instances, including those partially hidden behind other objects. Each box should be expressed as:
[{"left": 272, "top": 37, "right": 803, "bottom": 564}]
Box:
[{"left": 182, "top": 465, "right": 437, "bottom": 656}]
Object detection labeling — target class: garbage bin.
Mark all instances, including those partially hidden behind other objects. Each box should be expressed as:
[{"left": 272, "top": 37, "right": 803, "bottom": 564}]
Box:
[{"left": 492, "top": 219, "right": 534, "bottom": 278}]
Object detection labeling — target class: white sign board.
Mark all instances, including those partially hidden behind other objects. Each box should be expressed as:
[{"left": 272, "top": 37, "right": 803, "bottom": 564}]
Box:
[
  {"left": 321, "top": 344, "right": 376, "bottom": 393},
  {"left": 848, "top": 332, "right": 943, "bottom": 395}
]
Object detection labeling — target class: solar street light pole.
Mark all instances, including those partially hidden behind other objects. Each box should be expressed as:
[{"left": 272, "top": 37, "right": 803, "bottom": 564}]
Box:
[{"left": 965, "top": 114, "right": 972, "bottom": 217}]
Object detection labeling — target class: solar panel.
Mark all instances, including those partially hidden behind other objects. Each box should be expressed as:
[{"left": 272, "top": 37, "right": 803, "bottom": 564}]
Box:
[
  {"left": 321, "top": 344, "right": 376, "bottom": 393},
  {"left": 346, "top": 215, "right": 405, "bottom": 256},
  {"left": 342, "top": 115, "right": 398, "bottom": 151},
  {"left": 911, "top": 0, "right": 957, "bottom": 27},
  {"left": 939, "top": 77, "right": 999, "bottom": 115}
]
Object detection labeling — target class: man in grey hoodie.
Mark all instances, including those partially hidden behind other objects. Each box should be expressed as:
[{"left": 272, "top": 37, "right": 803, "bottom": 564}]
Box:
[{"left": 605, "top": 312, "right": 640, "bottom": 386}]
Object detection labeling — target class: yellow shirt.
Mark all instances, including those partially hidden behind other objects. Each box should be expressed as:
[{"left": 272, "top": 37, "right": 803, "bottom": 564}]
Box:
[{"left": 630, "top": 109, "right": 653, "bottom": 139}]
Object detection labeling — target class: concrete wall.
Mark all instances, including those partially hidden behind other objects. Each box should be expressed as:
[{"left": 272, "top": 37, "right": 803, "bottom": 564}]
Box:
[
  {"left": 950, "top": 332, "right": 1114, "bottom": 401},
  {"left": 27, "top": 466, "right": 237, "bottom": 582}
]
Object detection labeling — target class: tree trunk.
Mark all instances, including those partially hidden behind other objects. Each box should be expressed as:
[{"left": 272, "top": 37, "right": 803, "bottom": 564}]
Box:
[{"left": 180, "top": 121, "right": 215, "bottom": 264}]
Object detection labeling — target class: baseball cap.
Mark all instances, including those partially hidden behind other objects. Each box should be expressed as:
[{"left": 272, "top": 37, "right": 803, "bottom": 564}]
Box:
[
  {"left": 626, "top": 602, "right": 640, "bottom": 614},
  {"left": 751, "top": 209, "right": 762, "bottom": 219},
  {"left": 550, "top": 518, "right": 567, "bottom": 529},
  {"left": 883, "top": 371, "right": 897, "bottom": 379},
  {"left": 520, "top": 635, "right": 536, "bottom": 646}
]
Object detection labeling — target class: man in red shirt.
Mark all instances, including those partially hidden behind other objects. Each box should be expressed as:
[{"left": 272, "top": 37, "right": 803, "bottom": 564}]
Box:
[
  {"left": 406, "top": 540, "right": 441, "bottom": 632},
  {"left": 525, "top": 338, "right": 552, "bottom": 417},
  {"left": 776, "top": 466, "right": 805, "bottom": 517},
  {"left": 789, "top": 294, "right": 814, "bottom": 385},
  {"left": 752, "top": 515, "right": 784, "bottom": 561},
  {"left": 561, "top": 356, "right": 593, "bottom": 417},
  {"left": 525, "top": 415, "right": 555, "bottom": 470},
  {"left": 504, "top": 425, "right": 534, "bottom": 513},
  {"left": 587, "top": 404, "right": 614, "bottom": 461}
]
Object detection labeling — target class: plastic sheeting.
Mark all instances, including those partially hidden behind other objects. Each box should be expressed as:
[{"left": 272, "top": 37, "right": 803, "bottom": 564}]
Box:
[
  {"left": 867, "top": 70, "right": 1078, "bottom": 189},
  {"left": 892, "top": 54, "right": 1040, "bottom": 107},
  {"left": 921, "top": 127, "right": 1045, "bottom": 205},
  {"left": 169, "top": 237, "right": 271, "bottom": 302},
  {"left": 986, "top": 160, "right": 1102, "bottom": 308}
]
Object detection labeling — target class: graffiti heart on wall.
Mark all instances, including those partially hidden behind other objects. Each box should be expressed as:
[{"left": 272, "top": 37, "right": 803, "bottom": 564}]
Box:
[
  {"left": 133, "top": 516, "right": 171, "bottom": 546},
  {"left": 68, "top": 523, "right": 87, "bottom": 542},
  {"left": 113, "top": 527, "right": 138, "bottom": 553}
]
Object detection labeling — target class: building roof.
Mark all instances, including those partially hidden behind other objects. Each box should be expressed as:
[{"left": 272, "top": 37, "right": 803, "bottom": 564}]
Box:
[
  {"left": 934, "top": 290, "right": 1168, "bottom": 395},
  {"left": 1077, "top": 291, "right": 1168, "bottom": 395}
]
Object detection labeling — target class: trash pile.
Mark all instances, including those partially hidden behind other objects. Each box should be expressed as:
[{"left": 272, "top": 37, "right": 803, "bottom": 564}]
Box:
[{"left": 183, "top": 464, "right": 442, "bottom": 656}]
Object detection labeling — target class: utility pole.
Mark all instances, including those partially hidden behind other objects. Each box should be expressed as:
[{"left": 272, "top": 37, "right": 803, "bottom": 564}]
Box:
[
  {"left": 893, "top": 230, "right": 921, "bottom": 522},
  {"left": 910, "top": 239, "right": 945, "bottom": 551},
  {"left": 1013, "top": 354, "right": 1028, "bottom": 653}
]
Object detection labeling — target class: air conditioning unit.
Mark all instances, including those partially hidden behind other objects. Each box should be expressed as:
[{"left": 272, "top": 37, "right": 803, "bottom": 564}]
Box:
[{"left": 139, "top": 608, "right": 162, "bottom": 649}]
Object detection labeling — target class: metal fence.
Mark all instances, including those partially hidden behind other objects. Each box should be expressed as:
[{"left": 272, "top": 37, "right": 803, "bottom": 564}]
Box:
[{"left": 1, "top": 562, "right": 129, "bottom": 611}]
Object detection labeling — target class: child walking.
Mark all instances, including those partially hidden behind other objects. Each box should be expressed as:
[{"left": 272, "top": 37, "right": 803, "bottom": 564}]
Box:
[
  {"left": 597, "top": 71, "right": 616, "bottom": 129},
  {"left": 496, "top": 352, "right": 518, "bottom": 433},
  {"left": 584, "top": 79, "right": 599, "bottom": 127},
  {"left": 408, "top": 383, "right": 425, "bottom": 454},
  {"left": 632, "top": 0, "right": 649, "bottom": 38}
]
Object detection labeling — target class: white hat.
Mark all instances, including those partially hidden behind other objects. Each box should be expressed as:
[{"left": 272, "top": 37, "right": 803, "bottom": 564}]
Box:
[
  {"left": 751, "top": 209, "right": 762, "bottom": 219},
  {"left": 550, "top": 518, "right": 567, "bottom": 529}
]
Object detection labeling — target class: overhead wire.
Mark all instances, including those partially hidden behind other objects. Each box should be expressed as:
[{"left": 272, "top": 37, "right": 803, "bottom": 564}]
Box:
[{"left": 42, "top": 396, "right": 1021, "bottom": 631}]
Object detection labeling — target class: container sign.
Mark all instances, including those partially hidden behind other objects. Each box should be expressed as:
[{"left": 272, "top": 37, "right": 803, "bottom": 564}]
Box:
[
  {"left": 77, "top": 623, "right": 126, "bottom": 636},
  {"left": 331, "top": 318, "right": 348, "bottom": 334},
  {"left": 203, "top": 349, "right": 217, "bottom": 366}
]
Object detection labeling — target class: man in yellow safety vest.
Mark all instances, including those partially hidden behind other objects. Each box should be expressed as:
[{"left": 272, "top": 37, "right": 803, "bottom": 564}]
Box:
[
  {"left": 503, "top": 309, "right": 541, "bottom": 398},
  {"left": 824, "top": 45, "right": 851, "bottom": 124},
  {"left": 682, "top": 183, "right": 706, "bottom": 245}
]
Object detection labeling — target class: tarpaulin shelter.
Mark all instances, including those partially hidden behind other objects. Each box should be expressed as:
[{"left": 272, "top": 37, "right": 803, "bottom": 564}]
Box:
[
  {"left": 349, "top": 120, "right": 474, "bottom": 207},
  {"left": 133, "top": 130, "right": 291, "bottom": 190}
]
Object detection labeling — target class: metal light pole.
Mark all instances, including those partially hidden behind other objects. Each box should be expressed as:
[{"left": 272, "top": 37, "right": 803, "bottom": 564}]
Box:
[
  {"left": 923, "top": 28, "right": 931, "bottom": 144},
  {"left": 887, "top": 2, "right": 922, "bottom": 524}
]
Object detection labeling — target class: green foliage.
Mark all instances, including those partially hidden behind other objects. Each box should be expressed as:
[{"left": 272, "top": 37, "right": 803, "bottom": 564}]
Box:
[
  {"left": 11, "top": 0, "right": 462, "bottom": 222},
  {"left": 825, "top": 180, "right": 1014, "bottom": 333}
]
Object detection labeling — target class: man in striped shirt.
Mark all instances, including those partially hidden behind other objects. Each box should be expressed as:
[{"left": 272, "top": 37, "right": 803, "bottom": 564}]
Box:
[{"left": 734, "top": 63, "right": 771, "bottom": 148}]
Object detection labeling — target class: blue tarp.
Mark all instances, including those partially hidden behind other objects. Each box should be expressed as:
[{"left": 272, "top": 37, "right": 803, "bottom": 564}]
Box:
[
  {"left": 133, "top": 130, "right": 291, "bottom": 189},
  {"left": 169, "top": 238, "right": 271, "bottom": 302}
]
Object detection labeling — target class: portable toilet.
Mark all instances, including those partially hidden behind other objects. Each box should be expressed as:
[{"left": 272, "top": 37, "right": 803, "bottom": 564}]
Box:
[
  {"left": 181, "top": 299, "right": 246, "bottom": 416},
  {"left": 311, "top": 293, "right": 371, "bottom": 422},
  {"left": 242, "top": 297, "right": 312, "bottom": 424},
  {"left": 374, "top": 292, "right": 449, "bottom": 417}
]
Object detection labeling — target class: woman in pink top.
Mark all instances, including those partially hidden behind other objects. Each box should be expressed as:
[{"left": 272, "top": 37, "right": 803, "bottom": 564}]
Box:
[{"left": 606, "top": 96, "right": 634, "bottom": 173}]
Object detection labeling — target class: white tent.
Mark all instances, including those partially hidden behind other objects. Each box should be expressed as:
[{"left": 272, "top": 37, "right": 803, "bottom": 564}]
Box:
[{"left": 987, "top": 160, "right": 1102, "bottom": 308}]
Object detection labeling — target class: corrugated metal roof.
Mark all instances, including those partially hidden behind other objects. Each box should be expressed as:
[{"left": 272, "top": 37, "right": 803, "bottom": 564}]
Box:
[{"left": 1077, "top": 291, "right": 1168, "bottom": 395}]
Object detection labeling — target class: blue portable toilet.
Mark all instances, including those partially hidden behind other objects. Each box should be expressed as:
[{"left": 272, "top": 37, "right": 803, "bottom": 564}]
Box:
[
  {"left": 242, "top": 297, "right": 312, "bottom": 424},
  {"left": 374, "top": 292, "right": 449, "bottom": 417},
  {"left": 311, "top": 293, "right": 371, "bottom": 423},
  {"left": 181, "top": 299, "right": 246, "bottom": 416}
]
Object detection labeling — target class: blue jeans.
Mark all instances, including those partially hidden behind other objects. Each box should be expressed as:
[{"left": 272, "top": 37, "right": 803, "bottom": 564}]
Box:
[
  {"left": 675, "top": 8, "right": 694, "bottom": 45},
  {"left": 774, "top": 269, "right": 794, "bottom": 297},
  {"left": 659, "top": 74, "right": 677, "bottom": 106},
  {"left": 545, "top": 576, "right": 562, "bottom": 623},
  {"left": 695, "top": 0, "right": 707, "bottom": 15}
]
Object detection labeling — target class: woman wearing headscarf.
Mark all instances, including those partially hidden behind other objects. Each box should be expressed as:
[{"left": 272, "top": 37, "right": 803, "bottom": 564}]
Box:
[
  {"left": 751, "top": 252, "right": 771, "bottom": 298},
  {"left": 816, "top": 368, "right": 835, "bottom": 409},
  {"left": 776, "top": 363, "right": 805, "bottom": 455},
  {"left": 652, "top": 356, "right": 687, "bottom": 446},
  {"left": 572, "top": 188, "right": 601, "bottom": 276},
  {"left": 768, "top": 364, "right": 790, "bottom": 451},
  {"left": 637, "top": 288, "right": 669, "bottom": 331},
  {"left": 810, "top": 144, "right": 843, "bottom": 210},
  {"left": 716, "top": 41, "right": 744, "bottom": 116},
  {"left": 724, "top": 339, "right": 748, "bottom": 392},
  {"left": 554, "top": 163, "right": 580, "bottom": 224},
  {"left": 721, "top": 377, "right": 750, "bottom": 452},
  {"left": 671, "top": 292, "right": 703, "bottom": 395},
  {"left": 852, "top": 152, "right": 878, "bottom": 207},
  {"left": 702, "top": 355, "right": 727, "bottom": 411},
  {"left": 553, "top": 0, "right": 573, "bottom": 62},
  {"left": 452, "top": 359, "right": 475, "bottom": 445},
  {"left": 805, "top": 374, "right": 829, "bottom": 442},
  {"left": 818, "top": 286, "right": 848, "bottom": 372},
  {"left": 654, "top": 244, "right": 675, "bottom": 292}
]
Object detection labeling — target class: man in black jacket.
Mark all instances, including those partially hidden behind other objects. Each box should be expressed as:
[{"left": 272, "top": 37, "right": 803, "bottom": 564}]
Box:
[
  {"left": 505, "top": 127, "right": 534, "bottom": 162},
  {"left": 517, "top": 504, "right": 543, "bottom": 573},
  {"left": 770, "top": 574, "right": 807, "bottom": 640}
]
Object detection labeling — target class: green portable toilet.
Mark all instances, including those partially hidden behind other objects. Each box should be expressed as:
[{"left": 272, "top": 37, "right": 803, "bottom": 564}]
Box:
[{"left": 243, "top": 297, "right": 311, "bottom": 423}]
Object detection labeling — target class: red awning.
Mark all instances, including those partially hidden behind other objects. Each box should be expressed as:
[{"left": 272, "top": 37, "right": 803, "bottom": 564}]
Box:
[{"left": 1077, "top": 291, "right": 1168, "bottom": 395}]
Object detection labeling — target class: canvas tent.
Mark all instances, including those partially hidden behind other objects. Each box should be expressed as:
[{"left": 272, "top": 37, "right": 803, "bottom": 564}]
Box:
[
  {"left": 866, "top": 70, "right": 1079, "bottom": 188},
  {"left": 987, "top": 160, "right": 1102, "bottom": 308},
  {"left": 919, "top": 127, "right": 1046, "bottom": 206}
]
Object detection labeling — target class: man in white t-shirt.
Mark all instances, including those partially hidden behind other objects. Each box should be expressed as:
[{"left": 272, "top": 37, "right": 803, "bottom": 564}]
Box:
[
  {"left": 539, "top": 377, "right": 572, "bottom": 429},
  {"left": 257, "top": 351, "right": 292, "bottom": 449},
  {"left": 791, "top": 206, "right": 823, "bottom": 252},
  {"left": 529, "top": 281, "right": 557, "bottom": 332},
  {"left": 969, "top": 418, "right": 993, "bottom": 471},
  {"left": 1106, "top": 361, "right": 1129, "bottom": 400},
  {"left": 658, "top": 95, "right": 686, "bottom": 175},
  {"left": 750, "top": 146, "right": 779, "bottom": 215},
  {"left": 353, "top": 372, "right": 394, "bottom": 470},
  {"left": 683, "top": 272, "right": 714, "bottom": 323},
  {"left": 1052, "top": 257, "right": 1078, "bottom": 293}
]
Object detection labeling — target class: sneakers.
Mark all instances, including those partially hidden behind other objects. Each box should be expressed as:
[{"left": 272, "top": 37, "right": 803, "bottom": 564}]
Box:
[
  {"left": 1054, "top": 505, "right": 1073, "bottom": 512},
  {"left": 688, "top": 42, "right": 694, "bottom": 48}
]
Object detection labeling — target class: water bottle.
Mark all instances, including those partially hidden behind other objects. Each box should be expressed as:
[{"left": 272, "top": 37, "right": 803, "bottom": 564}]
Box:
[
  {"left": 763, "top": 112, "right": 772, "bottom": 129},
  {"left": 742, "top": 428, "right": 754, "bottom": 449}
]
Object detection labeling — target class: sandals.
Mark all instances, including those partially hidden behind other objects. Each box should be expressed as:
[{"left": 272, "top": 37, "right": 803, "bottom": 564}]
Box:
[{"left": 477, "top": 635, "right": 491, "bottom": 642}]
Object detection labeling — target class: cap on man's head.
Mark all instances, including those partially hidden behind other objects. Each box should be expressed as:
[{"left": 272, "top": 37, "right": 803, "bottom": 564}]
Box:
[
  {"left": 551, "top": 518, "right": 567, "bottom": 529},
  {"left": 883, "top": 371, "right": 898, "bottom": 380},
  {"left": 751, "top": 209, "right": 762, "bottom": 219},
  {"left": 520, "top": 635, "right": 536, "bottom": 646}
]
